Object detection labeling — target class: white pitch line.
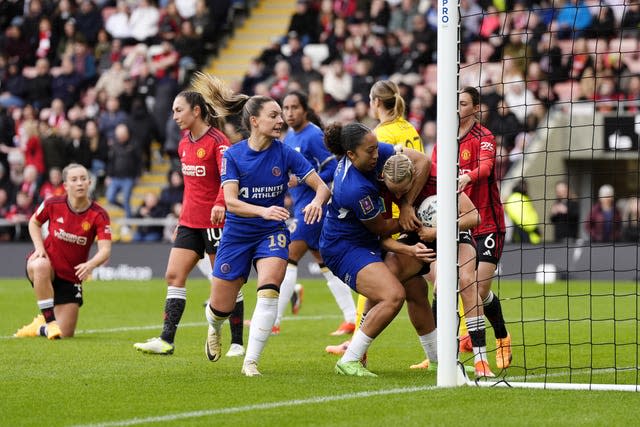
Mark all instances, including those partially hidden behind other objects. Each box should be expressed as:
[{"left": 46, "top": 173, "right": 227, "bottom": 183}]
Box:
[
  {"left": 0, "top": 314, "right": 343, "bottom": 339},
  {"left": 72, "top": 386, "right": 438, "bottom": 427}
]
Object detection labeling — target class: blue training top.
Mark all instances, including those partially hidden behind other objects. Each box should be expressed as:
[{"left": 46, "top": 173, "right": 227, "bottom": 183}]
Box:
[
  {"left": 221, "top": 139, "right": 314, "bottom": 237},
  {"left": 320, "top": 142, "right": 395, "bottom": 251},
  {"left": 284, "top": 122, "right": 337, "bottom": 215}
]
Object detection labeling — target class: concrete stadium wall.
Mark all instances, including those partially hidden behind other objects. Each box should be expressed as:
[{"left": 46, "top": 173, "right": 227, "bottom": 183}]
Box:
[{"left": 1, "top": 242, "right": 637, "bottom": 281}]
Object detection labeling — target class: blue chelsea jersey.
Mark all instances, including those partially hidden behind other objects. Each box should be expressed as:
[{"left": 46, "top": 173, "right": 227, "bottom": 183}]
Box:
[
  {"left": 320, "top": 142, "right": 395, "bottom": 250},
  {"left": 221, "top": 139, "right": 314, "bottom": 236},
  {"left": 284, "top": 123, "right": 337, "bottom": 215}
]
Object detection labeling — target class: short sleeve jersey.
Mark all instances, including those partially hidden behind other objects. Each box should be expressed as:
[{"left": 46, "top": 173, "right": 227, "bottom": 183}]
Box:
[
  {"left": 375, "top": 117, "right": 424, "bottom": 152},
  {"left": 33, "top": 196, "right": 111, "bottom": 283},
  {"left": 430, "top": 122, "right": 505, "bottom": 235},
  {"left": 221, "top": 139, "right": 314, "bottom": 236},
  {"left": 179, "top": 127, "right": 230, "bottom": 229},
  {"left": 284, "top": 123, "right": 337, "bottom": 215},
  {"left": 321, "top": 142, "right": 395, "bottom": 250}
]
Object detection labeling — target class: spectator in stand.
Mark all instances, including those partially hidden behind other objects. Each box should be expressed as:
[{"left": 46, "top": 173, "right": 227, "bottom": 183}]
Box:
[
  {"left": 38, "top": 121, "right": 65, "bottom": 172},
  {"left": 284, "top": 31, "right": 305, "bottom": 76},
  {"left": 99, "top": 96, "right": 129, "bottom": 145},
  {"left": 105, "top": 1, "right": 133, "bottom": 45},
  {"left": 132, "top": 192, "right": 167, "bottom": 242},
  {"left": 6, "top": 190, "right": 35, "bottom": 240},
  {"left": 158, "top": 1, "right": 183, "bottom": 43},
  {"left": 84, "top": 119, "right": 109, "bottom": 196},
  {"left": 241, "top": 58, "right": 269, "bottom": 96},
  {"left": 2, "top": 22, "right": 33, "bottom": 67},
  {"left": 55, "top": 17, "right": 78, "bottom": 60},
  {"left": 18, "top": 120, "right": 46, "bottom": 179},
  {"left": 0, "top": 60, "right": 27, "bottom": 108},
  {"left": 323, "top": 57, "right": 352, "bottom": 110},
  {"left": 127, "top": 98, "right": 159, "bottom": 172},
  {"left": 620, "top": 1, "right": 640, "bottom": 37},
  {"left": 621, "top": 197, "right": 640, "bottom": 243},
  {"left": 584, "top": 0, "right": 617, "bottom": 40},
  {"left": 51, "top": 56, "right": 83, "bottom": 109},
  {"left": 549, "top": 180, "right": 581, "bottom": 242},
  {"left": 71, "top": 37, "right": 98, "bottom": 89},
  {"left": 39, "top": 167, "right": 66, "bottom": 202},
  {"left": 129, "top": 0, "right": 161, "bottom": 45},
  {"left": 552, "top": 0, "right": 593, "bottom": 39},
  {"left": 287, "top": 0, "right": 319, "bottom": 46},
  {"left": 267, "top": 60, "right": 291, "bottom": 102},
  {"left": 158, "top": 169, "right": 184, "bottom": 214},
  {"left": 0, "top": 187, "right": 12, "bottom": 240},
  {"left": 94, "top": 60, "right": 128, "bottom": 99},
  {"left": 566, "top": 36, "right": 595, "bottom": 81},
  {"left": 19, "top": 164, "right": 39, "bottom": 202},
  {"left": 174, "top": 19, "right": 204, "bottom": 84},
  {"left": 586, "top": 184, "right": 622, "bottom": 243},
  {"left": 25, "top": 58, "right": 52, "bottom": 110},
  {"left": 74, "top": 0, "right": 103, "bottom": 46},
  {"left": 105, "top": 123, "right": 142, "bottom": 219},
  {"left": 459, "top": 0, "right": 483, "bottom": 43},
  {"left": 66, "top": 122, "right": 93, "bottom": 171}
]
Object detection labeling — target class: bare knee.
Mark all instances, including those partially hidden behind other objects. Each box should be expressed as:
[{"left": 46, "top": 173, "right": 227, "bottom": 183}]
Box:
[
  {"left": 28, "top": 258, "right": 52, "bottom": 278},
  {"left": 165, "top": 268, "right": 187, "bottom": 286}
]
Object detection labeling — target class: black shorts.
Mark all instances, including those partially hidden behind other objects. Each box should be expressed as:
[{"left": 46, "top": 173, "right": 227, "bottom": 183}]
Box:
[
  {"left": 396, "top": 232, "right": 434, "bottom": 276},
  {"left": 27, "top": 274, "right": 83, "bottom": 306},
  {"left": 173, "top": 225, "right": 223, "bottom": 258},
  {"left": 474, "top": 232, "right": 505, "bottom": 265}
]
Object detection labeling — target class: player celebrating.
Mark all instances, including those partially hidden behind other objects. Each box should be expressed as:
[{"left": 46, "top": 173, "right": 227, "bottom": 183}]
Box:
[
  {"left": 204, "top": 94, "right": 331, "bottom": 377},
  {"left": 273, "top": 90, "right": 357, "bottom": 336},
  {"left": 320, "top": 122, "right": 429, "bottom": 377},
  {"left": 14, "top": 163, "right": 112, "bottom": 339},
  {"left": 134, "top": 73, "right": 243, "bottom": 355},
  {"left": 452, "top": 86, "right": 511, "bottom": 370}
]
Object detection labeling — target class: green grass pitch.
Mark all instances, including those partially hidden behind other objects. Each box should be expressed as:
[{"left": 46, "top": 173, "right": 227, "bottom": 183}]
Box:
[{"left": 1, "top": 277, "right": 639, "bottom": 426}]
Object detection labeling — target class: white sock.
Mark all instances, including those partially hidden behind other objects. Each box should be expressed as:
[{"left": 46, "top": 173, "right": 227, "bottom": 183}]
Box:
[
  {"left": 465, "top": 315, "right": 488, "bottom": 364},
  {"left": 323, "top": 268, "right": 356, "bottom": 323},
  {"left": 418, "top": 329, "right": 438, "bottom": 362},
  {"left": 274, "top": 264, "right": 297, "bottom": 327},
  {"left": 340, "top": 329, "right": 373, "bottom": 363},
  {"left": 244, "top": 295, "right": 278, "bottom": 364},
  {"left": 205, "top": 303, "right": 228, "bottom": 334}
]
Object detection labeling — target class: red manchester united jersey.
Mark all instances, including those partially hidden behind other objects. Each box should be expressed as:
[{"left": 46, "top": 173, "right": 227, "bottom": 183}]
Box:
[
  {"left": 34, "top": 196, "right": 111, "bottom": 283},
  {"left": 178, "top": 127, "right": 230, "bottom": 229},
  {"left": 431, "top": 122, "right": 505, "bottom": 235}
]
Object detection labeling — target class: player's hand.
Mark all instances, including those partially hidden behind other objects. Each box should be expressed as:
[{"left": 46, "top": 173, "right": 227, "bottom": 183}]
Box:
[
  {"left": 458, "top": 174, "right": 471, "bottom": 192},
  {"left": 261, "top": 206, "right": 290, "bottom": 221},
  {"left": 74, "top": 261, "right": 94, "bottom": 281},
  {"left": 288, "top": 174, "right": 298, "bottom": 188},
  {"left": 399, "top": 204, "right": 421, "bottom": 231},
  {"left": 412, "top": 242, "right": 436, "bottom": 263},
  {"left": 418, "top": 225, "right": 436, "bottom": 242},
  {"left": 302, "top": 201, "right": 323, "bottom": 224},
  {"left": 210, "top": 205, "right": 226, "bottom": 224},
  {"left": 28, "top": 249, "right": 48, "bottom": 261}
]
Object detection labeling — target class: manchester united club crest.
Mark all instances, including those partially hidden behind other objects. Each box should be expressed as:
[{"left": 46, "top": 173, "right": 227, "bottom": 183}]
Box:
[
  {"left": 461, "top": 149, "right": 471, "bottom": 161},
  {"left": 196, "top": 148, "right": 206, "bottom": 158},
  {"left": 81, "top": 221, "right": 91, "bottom": 231},
  {"left": 272, "top": 166, "right": 281, "bottom": 177}
]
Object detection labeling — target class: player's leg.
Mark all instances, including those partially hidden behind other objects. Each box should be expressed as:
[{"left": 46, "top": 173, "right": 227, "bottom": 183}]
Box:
[
  {"left": 310, "top": 249, "right": 356, "bottom": 335},
  {"left": 206, "top": 275, "right": 243, "bottom": 362},
  {"left": 242, "top": 256, "right": 287, "bottom": 376},
  {"left": 458, "top": 242, "right": 493, "bottom": 377},
  {"left": 404, "top": 275, "right": 438, "bottom": 369},
  {"left": 273, "top": 239, "right": 307, "bottom": 333},
  {"left": 54, "top": 303, "right": 80, "bottom": 337},
  {"left": 134, "top": 230, "right": 200, "bottom": 354},
  {"left": 476, "top": 233, "right": 511, "bottom": 369},
  {"left": 336, "top": 262, "right": 404, "bottom": 377},
  {"left": 17, "top": 257, "right": 61, "bottom": 339}
]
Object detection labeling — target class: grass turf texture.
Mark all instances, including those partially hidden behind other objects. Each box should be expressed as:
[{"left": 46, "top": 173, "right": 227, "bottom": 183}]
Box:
[{"left": 1, "top": 278, "right": 639, "bottom": 426}]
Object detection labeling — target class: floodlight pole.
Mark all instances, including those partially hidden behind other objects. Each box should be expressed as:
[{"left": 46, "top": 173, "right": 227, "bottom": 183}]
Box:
[{"left": 436, "top": 0, "right": 461, "bottom": 388}]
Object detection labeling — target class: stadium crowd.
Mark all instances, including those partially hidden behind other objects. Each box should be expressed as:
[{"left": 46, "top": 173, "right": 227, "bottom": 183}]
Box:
[{"left": 0, "top": 0, "right": 639, "bottom": 242}]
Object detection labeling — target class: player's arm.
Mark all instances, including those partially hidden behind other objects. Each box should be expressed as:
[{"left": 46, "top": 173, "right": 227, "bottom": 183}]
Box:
[
  {"left": 223, "top": 181, "right": 290, "bottom": 221},
  {"left": 75, "top": 239, "right": 112, "bottom": 281},
  {"left": 459, "top": 192, "right": 480, "bottom": 231},
  {"left": 300, "top": 171, "right": 331, "bottom": 224},
  {"left": 459, "top": 135, "right": 496, "bottom": 192},
  {"left": 362, "top": 212, "right": 401, "bottom": 238},
  {"left": 211, "top": 139, "right": 230, "bottom": 225},
  {"left": 27, "top": 214, "right": 47, "bottom": 260},
  {"left": 398, "top": 147, "right": 431, "bottom": 231},
  {"left": 381, "top": 237, "right": 435, "bottom": 263}
]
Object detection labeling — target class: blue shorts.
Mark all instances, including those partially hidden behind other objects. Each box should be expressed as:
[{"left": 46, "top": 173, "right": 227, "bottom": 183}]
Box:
[
  {"left": 288, "top": 215, "right": 322, "bottom": 250},
  {"left": 213, "top": 228, "right": 291, "bottom": 281},
  {"left": 320, "top": 243, "right": 382, "bottom": 291}
]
